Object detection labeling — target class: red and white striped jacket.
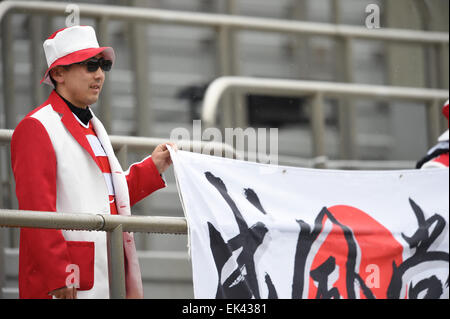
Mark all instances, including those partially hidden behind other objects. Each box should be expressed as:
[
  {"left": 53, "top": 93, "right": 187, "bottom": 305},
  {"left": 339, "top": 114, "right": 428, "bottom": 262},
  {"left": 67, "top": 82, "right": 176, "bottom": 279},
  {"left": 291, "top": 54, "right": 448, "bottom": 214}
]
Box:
[
  {"left": 11, "top": 90, "right": 166, "bottom": 299},
  {"left": 77, "top": 118, "right": 120, "bottom": 215}
]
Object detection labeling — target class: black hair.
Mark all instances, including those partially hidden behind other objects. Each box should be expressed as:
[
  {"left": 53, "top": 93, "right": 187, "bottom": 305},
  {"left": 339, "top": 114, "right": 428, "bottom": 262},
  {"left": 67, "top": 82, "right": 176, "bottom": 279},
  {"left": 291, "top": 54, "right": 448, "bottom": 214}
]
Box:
[
  {"left": 49, "top": 65, "right": 71, "bottom": 88},
  {"left": 50, "top": 74, "right": 58, "bottom": 88}
]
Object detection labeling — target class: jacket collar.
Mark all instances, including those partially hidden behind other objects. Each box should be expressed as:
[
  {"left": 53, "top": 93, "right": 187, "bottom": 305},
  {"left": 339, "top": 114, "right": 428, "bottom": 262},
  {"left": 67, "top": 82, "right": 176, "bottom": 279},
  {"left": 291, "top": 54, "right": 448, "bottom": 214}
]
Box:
[
  {"left": 47, "top": 90, "right": 100, "bottom": 169},
  {"left": 58, "top": 93, "right": 93, "bottom": 126}
]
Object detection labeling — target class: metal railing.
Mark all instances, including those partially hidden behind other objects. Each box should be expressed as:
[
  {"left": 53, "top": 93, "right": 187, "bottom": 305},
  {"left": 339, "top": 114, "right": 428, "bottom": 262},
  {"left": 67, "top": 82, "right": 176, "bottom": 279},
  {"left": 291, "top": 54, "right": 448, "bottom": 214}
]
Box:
[
  {"left": 0, "top": 128, "right": 235, "bottom": 214},
  {"left": 1, "top": 1, "right": 448, "bottom": 134},
  {"left": 0, "top": 129, "right": 234, "bottom": 298},
  {"left": 0, "top": 1, "right": 449, "bottom": 296},
  {"left": 0, "top": 208, "right": 187, "bottom": 299},
  {"left": 201, "top": 76, "right": 449, "bottom": 162},
  {"left": 1, "top": 1, "right": 447, "bottom": 42},
  {"left": 0, "top": 128, "right": 236, "bottom": 164}
]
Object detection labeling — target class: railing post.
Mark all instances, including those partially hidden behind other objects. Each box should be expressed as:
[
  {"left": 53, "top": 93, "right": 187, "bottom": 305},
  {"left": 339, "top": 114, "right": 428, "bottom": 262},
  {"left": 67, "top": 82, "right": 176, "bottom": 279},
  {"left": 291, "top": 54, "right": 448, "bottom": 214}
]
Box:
[
  {"left": 97, "top": 16, "right": 113, "bottom": 133},
  {"left": 426, "top": 99, "right": 441, "bottom": 148},
  {"left": 290, "top": 0, "right": 310, "bottom": 79},
  {"left": 217, "top": 0, "right": 240, "bottom": 130},
  {"left": 311, "top": 92, "right": 325, "bottom": 167},
  {"left": 337, "top": 37, "right": 357, "bottom": 160},
  {"left": 30, "top": 15, "right": 45, "bottom": 109},
  {"left": 438, "top": 43, "right": 449, "bottom": 90},
  {"left": 107, "top": 224, "right": 126, "bottom": 299},
  {"left": 0, "top": 228, "right": 4, "bottom": 298},
  {"left": 224, "top": 0, "right": 246, "bottom": 129},
  {"left": 129, "top": 0, "right": 152, "bottom": 138},
  {"left": 1, "top": 12, "right": 15, "bottom": 129},
  {"left": 332, "top": 1, "right": 356, "bottom": 160},
  {"left": 0, "top": 147, "right": 5, "bottom": 297},
  {"left": 217, "top": 25, "right": 234, "bottom": 130}
]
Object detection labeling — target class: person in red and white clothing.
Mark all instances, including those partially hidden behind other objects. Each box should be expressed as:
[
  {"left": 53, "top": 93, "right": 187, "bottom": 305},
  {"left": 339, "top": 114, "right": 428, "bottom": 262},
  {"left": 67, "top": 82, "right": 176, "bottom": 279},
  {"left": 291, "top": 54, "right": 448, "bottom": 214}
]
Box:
[
  {"left": 416, "top": 100, "right": 449, "bottom": 169},
  {"left": 10, "top": 25, "right": 175, "bottom": 299}
]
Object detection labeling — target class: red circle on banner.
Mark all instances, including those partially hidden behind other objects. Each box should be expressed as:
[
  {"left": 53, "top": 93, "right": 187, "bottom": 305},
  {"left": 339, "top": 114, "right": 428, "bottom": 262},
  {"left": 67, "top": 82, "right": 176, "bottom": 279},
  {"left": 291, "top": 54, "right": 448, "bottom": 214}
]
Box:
[{"left": 307, "top": 205, "right": 404, "bottom": 299}]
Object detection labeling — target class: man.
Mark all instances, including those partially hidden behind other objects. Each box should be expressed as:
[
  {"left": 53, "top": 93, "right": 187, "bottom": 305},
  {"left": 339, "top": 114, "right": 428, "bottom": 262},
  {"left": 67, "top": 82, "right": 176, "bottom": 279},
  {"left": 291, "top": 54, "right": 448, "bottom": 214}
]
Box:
[
  {"left": 416, "top": 100, "right": 449, "bottom": 169},
  {"left": 10, "top": 25, "right": 175, "bottom": 299}
]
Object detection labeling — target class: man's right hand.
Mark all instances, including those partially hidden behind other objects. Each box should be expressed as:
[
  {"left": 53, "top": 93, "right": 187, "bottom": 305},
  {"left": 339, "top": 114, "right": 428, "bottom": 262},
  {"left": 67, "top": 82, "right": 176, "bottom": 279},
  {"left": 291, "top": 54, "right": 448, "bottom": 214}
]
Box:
[{"left": 49, "top": 286, "right": 77, "bottom": 299}]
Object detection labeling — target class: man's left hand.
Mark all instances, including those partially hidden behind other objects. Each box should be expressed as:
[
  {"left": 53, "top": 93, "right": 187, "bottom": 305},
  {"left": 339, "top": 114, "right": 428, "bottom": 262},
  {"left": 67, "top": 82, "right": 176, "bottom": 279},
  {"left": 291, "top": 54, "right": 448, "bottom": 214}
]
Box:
[{"left": 151, "top": 142, "right": 177, "bottom": 174}]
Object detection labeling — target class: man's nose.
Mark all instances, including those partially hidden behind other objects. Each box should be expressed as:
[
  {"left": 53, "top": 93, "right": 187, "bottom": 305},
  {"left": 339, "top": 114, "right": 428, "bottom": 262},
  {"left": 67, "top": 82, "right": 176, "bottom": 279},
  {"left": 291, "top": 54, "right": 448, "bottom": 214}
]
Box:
[{"left": 93, "top": 67, "right": 105, "bottom": 80}]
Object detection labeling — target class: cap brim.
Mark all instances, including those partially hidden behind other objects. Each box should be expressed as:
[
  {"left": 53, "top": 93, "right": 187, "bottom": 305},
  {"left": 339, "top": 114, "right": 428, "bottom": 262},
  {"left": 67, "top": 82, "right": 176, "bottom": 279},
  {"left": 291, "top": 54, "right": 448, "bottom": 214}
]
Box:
[{"left": 40, "top": 47, "right": 115, "bottom": 87}]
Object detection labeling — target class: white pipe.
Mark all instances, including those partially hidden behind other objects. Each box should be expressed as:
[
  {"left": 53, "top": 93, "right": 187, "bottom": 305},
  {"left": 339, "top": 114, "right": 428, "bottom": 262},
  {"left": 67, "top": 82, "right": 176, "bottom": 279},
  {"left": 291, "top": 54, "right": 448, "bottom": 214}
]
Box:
[
  {"left": 0, "top": 1, "right": 448, "bottom": 44},
  {"left": 201, "top": 76, "right": 449, "bottom": 128}
]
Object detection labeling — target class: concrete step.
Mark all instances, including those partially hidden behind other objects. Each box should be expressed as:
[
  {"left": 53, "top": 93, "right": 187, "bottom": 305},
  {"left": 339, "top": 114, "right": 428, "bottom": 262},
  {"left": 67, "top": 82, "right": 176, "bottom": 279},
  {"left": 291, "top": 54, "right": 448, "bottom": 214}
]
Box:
[{"left": 1, "top": 287, "right": 19, "bottom": 299}]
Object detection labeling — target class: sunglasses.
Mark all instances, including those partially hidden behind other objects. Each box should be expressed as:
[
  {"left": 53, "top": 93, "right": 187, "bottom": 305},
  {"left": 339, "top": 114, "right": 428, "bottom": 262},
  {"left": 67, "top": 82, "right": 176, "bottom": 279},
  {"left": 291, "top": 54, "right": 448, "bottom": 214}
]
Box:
[{"left": 75, "top": 57, "right": 112, "bottom": 72}]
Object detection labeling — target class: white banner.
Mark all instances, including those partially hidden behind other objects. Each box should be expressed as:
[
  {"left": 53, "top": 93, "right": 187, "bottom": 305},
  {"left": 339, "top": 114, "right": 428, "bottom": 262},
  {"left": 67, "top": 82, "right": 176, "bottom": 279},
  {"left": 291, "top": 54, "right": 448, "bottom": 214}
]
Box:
[{"left": 169, "top": 148, "right": 449, "bottom": 299}]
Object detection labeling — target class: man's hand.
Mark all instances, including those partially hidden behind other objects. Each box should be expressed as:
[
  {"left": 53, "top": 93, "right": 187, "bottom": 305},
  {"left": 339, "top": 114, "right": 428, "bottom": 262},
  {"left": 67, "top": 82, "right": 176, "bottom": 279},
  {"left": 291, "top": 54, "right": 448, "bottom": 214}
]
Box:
[
  {"left": 151, "top": 142, "right": 177, "bottom": 174},
  {"left": 49, "top": 286, "right": 77, "bottom": 299}
]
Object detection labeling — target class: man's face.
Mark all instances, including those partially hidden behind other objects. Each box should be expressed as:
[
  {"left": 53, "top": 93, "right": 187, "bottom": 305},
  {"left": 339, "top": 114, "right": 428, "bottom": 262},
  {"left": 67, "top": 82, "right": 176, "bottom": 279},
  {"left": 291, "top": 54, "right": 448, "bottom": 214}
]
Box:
[{"left": 52, "top": 54, "right": 106, "bottom": 108}]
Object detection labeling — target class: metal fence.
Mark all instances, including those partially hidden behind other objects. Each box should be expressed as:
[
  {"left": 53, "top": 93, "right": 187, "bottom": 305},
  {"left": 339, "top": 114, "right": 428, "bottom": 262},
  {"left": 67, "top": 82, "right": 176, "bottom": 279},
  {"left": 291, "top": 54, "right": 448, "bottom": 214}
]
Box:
[
  {"left": 0, "top": 208, "right": 187, "bottom": 299},
  {"left": 1, "top": 1, "right": 449, "bottom": 139},
  {"left": 0, "top": 0, "right": 449, "bottom": 299},
  {"left": 0, "top": 130, "right": 233, "bottom": 298},
  {"left": 201, "top": 76, "right": 449, "bottom": 162},
  {"left": 0, "top": 128, "right": 234, "bottom": 215},
  {"left": 0, "top": 128, "right": 236, "bottom": 165}
]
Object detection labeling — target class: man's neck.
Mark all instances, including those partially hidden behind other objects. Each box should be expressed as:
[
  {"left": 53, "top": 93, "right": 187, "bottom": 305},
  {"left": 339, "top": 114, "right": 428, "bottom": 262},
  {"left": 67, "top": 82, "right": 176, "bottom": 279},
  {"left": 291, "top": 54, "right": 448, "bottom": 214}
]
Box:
[
  {"left": 55, "top": 91, "right": 92, "bottom": 125},
  {"left": 55, "top": 89, "right": 88, "bottom": 109}
]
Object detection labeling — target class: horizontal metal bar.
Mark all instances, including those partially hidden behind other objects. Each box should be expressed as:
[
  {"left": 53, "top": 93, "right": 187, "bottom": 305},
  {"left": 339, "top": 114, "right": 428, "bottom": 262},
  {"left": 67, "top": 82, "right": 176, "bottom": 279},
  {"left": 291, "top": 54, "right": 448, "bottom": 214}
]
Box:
[
  {"left": 0, "top": 209, "right": 104, "bottom": 231},
  {"left": 109, "top": 134, "right": 236, "bottom": 156},
  {"left": 0, "top": 209, "right": 187, "bottom": 234},
  {"left": 0, "top": 129, "right": 235, "bottom": 156},
  {"left": 277, "top": 154, "right": 416, "bottom": 170},
  {"left": 101, "top": 214, "right": 187, "bottom": 234},
  {"left": 201, "top": 76, "right": 449, "bottom": 127},
  {"left": 0, "top": 1, "right": 448, "bottom": 44},
  {"left": 0, "top": 130, "right": 430, "bottom": 171}
]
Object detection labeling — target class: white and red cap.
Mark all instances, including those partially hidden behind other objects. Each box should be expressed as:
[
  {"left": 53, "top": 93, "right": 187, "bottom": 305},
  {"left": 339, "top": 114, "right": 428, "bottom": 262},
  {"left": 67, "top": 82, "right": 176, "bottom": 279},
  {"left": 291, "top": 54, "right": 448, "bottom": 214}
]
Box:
[{"left": 41, "top": 25, "right": 115, "bottom": 87}]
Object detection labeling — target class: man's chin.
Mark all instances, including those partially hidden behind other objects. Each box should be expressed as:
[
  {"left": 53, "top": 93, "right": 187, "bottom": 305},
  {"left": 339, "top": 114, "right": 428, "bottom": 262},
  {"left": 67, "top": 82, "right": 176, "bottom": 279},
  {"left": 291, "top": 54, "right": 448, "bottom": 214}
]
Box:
[{"left": 86, "top": 95, "right": 100, "bottom": 106}]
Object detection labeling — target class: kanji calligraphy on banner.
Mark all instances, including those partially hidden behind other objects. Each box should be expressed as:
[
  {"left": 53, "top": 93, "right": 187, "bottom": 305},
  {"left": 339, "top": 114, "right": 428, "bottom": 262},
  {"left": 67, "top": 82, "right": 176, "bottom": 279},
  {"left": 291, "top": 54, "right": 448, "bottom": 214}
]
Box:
[{"left": 169, "top": 148, "right": 449, "bottom": 299}]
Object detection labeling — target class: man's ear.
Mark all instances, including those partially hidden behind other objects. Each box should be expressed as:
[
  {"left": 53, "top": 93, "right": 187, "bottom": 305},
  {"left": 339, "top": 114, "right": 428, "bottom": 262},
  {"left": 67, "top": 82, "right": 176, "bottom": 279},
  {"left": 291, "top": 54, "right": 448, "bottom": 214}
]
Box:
[{"left": 49, "top": 66, "right": 65, "bottom": 85}]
